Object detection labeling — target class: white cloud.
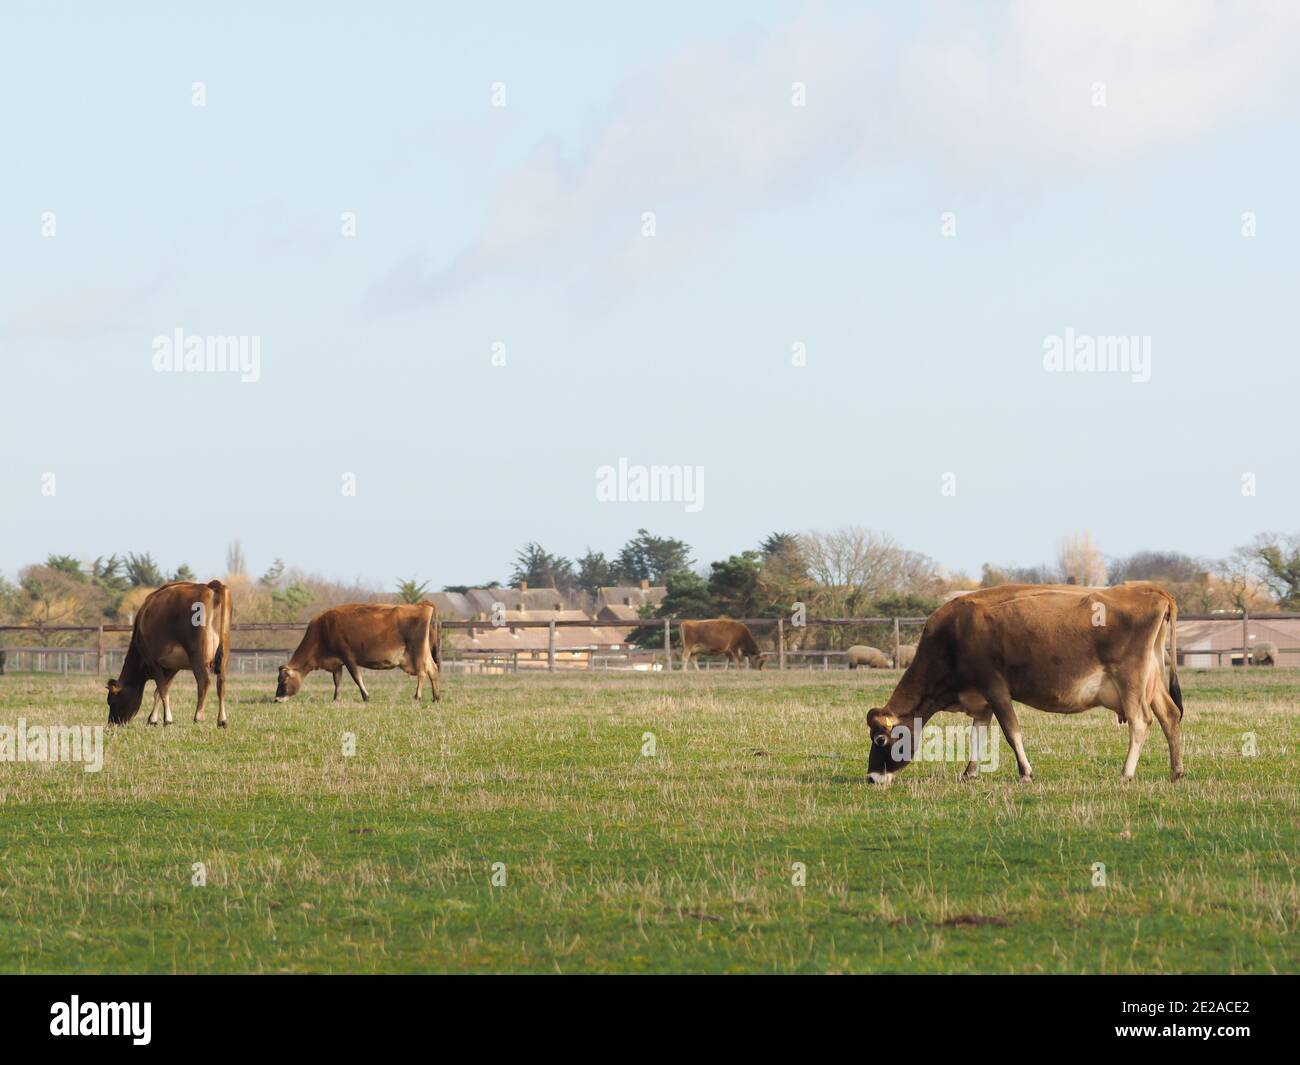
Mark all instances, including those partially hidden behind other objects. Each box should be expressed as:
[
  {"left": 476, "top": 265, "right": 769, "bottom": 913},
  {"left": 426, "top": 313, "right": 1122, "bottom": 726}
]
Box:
[{"left": 367, "top": 2, "right": 1300, "bottom": 312}]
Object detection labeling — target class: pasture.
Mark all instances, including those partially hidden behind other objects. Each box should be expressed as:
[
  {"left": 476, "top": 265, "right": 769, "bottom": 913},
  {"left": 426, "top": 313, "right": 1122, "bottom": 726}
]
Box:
[{"left": 0, "top": 668, "right": 1296, "bottom": 973}]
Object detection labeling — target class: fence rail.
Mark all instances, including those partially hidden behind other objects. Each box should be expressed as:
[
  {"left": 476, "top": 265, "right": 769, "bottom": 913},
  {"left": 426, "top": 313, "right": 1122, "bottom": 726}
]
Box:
[{"left": 1, "top": 611, "right": 1296, "bottom": 675}]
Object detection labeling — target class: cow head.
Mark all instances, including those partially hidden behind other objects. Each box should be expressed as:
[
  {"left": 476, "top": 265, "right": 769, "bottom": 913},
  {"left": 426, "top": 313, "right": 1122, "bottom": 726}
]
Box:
[
  {"left": 866, "top": 707, "right": 917, "bottom": 784},
  {"left": 275, "top": 666, "right": 302, "bottom": 701},
  {"left": 749, "top": 651, "right": 767, "bottom": 670},
  {"left": 106, "top": 678, "right": 143, "bottom": 724}
]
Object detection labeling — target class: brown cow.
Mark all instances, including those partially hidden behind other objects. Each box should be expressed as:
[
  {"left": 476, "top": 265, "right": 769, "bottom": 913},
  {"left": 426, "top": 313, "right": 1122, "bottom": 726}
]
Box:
[
  {"left": 680, "top": 619, "right": 765, "bottom": 670},
  {"left": 276, "top": 603, "right": 440, "bottom": 703},
  {"left": 866, "top": 584, "right": 1184, "bottom": 784},
  {"left": 106, "top": 580, "right": 232, "bottom": 727}
]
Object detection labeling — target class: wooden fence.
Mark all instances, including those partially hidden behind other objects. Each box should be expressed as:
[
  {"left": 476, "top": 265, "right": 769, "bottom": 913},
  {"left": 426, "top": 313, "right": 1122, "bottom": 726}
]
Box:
[{"left": 2, "top": 613, "right": 1297, "bottom": 675}]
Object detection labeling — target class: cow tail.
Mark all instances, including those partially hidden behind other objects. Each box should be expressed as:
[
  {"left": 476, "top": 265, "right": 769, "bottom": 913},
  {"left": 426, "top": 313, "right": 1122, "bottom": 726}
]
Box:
[
  {"left": 208, "top": 579, "right": 230, "bottom": 674},
  {"left": 1167, "top": 600, "right": 1183, "bottom": 719},
  {"left": 424, "top": 603, "right": 441, "bottom": 668}
]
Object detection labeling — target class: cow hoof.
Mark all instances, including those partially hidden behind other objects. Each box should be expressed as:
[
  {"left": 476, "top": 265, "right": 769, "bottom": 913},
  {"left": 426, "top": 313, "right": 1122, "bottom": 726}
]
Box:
[
  {"left": 1018, "top": 773, "right": 1034, "bottom": 784},
  {"left": 217, "top": 720, "right": 228, "bottom": 729},
  {"left": 1170, "top": 768, "right": 1184, "bottom": 782}
]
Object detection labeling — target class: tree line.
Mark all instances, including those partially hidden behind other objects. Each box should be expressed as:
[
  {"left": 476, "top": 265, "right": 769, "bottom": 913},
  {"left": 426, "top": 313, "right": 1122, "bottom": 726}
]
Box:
[{"left": 3, "top": 529, "right": 1299, "bottom": 649}]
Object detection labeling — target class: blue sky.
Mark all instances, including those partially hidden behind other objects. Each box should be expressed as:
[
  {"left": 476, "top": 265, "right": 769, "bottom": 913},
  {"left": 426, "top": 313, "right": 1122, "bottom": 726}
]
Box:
[{"left": 2, "top": 1, "right": 1298, "bottom": 588}]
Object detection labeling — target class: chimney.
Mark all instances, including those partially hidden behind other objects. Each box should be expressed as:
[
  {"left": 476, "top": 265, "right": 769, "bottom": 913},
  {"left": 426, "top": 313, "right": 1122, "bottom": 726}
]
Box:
[
  {"left": 640, "top": 578, "right": 650, "bottom": 592},
  {"left": 519, "top": 580, "right": 528, "bottom": 593}
]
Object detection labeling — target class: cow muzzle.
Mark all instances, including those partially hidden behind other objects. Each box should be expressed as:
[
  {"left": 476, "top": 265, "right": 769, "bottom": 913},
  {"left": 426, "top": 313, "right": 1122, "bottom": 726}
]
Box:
[{"left": 867, "top": 770, "right": 894, "bottom": 786}]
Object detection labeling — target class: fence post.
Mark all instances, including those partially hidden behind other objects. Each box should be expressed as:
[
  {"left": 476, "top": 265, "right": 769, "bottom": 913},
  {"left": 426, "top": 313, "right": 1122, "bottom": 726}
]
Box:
[
  {"left": 893, "top": 618, "right": 901, "bottom": 667},
  {"left": 96, "top": 625, "right": 104, "bottom": 675},
  {"left": 547, "top": 620, "right": 556, "bottom": 672},
  {"left": 776, "top": 618, "right": 786, "bottom": 670},
  {"left": 663, "top": 619, "right": 672, "bottom": 671},
  {"left": 1242, "top": 610, "right": 1250, "bottom": 666}
]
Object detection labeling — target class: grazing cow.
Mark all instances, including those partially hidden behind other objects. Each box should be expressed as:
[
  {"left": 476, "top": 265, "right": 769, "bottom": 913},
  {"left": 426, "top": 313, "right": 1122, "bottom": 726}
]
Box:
[
  {"left": 847, "top": 645, "right": 893, "bottom": 669},
  {"left": 866, "top": 584, "right": 1184, "bottom": 784},
  {"left": 680, "top": 619, "right": 765, "bottom": 670},
  {"left": 1252, "top": 641, "right": 1279, "bottom": 667},
  {"left": 276, "top": 603, "right": 440, "bottom": 703},
  {"left": 107, "top": 580, "right": 232, "bottom": 727},
  {"left": 896, "top": 643, "right": 917, "bottom": 668}
]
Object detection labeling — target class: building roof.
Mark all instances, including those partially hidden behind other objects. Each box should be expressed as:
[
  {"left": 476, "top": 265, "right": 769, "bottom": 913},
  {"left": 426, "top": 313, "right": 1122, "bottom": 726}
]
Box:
[
  {"left": 464, "top": 587, "right": 569, "bottom": 616},
  {"left": 595, "top": 584, "right": 666, "bottom": 610},
  {"left": 450, "top": 623, "right": 629, "bottom": 653},
  {"left": 597, "top": 603, "right": 650, "bottom": 623},
  {"left": 427, "top": 592, "right": 474, "bottom": 619}
]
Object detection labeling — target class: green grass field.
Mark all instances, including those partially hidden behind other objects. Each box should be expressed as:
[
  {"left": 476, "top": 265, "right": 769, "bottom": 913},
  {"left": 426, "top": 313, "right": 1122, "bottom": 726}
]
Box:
[{"left": 0, "top": 667, "right": 1295, "bottom": 973}]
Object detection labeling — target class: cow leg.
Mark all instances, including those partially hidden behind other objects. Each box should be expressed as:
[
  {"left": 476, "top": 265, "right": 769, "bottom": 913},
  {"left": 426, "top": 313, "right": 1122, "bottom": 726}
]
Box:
[
  {"left": 413, "top": 665, "right": 423, "bottom": 701},
  {"left": 421, "top": 653, "right": 440, "bottom": 704},
  {"left": 214, "top": 656, "right": 227, "bottom": 728},
  {"left": 1121, "top": 695, "right": 1151, "bottom": 780},
  {"left": 162, "top": 672, "right": 176, "bottom": 725},
  {"left": 189, "top": 654, "right": 211, "bottom": 723},
  {"left": 961, "top": 710, "right": 994, "bottom": 780},
  {"left": 332, "top": 668, "right": 343, "bottom": 701},
  {"left": 681, "top": 647, "right": 692, "bottom": 671},
  {"left": 1149, "top": 687, "right": 1185, "bottom": 782},
  {"left": 342, "top": 656, "right": 370, "bottom": 701},
  {"left": 148, "top": 669, "right": 178, "bottom": 726},
  {"left": 986, "top": 687, "right": 1033, "bottom": 780}
]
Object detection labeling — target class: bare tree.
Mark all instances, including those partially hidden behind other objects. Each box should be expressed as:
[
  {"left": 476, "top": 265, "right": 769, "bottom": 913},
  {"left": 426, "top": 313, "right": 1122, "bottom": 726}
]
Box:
[
  {"left": 1215, "top": 547, "right": 1278, "bottom": 612},
  {"left": 226, "top": 539, "right": 247, "bottom": 577},
  {"left": 1058, "top": 532, "right": 1106, "bottom": 587},
  {"left": 801, "top": 527, "right": 941, "bottom": 616},
  {"left": 1247, "top": 533, "right": 1300, "bottom": 609}
]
